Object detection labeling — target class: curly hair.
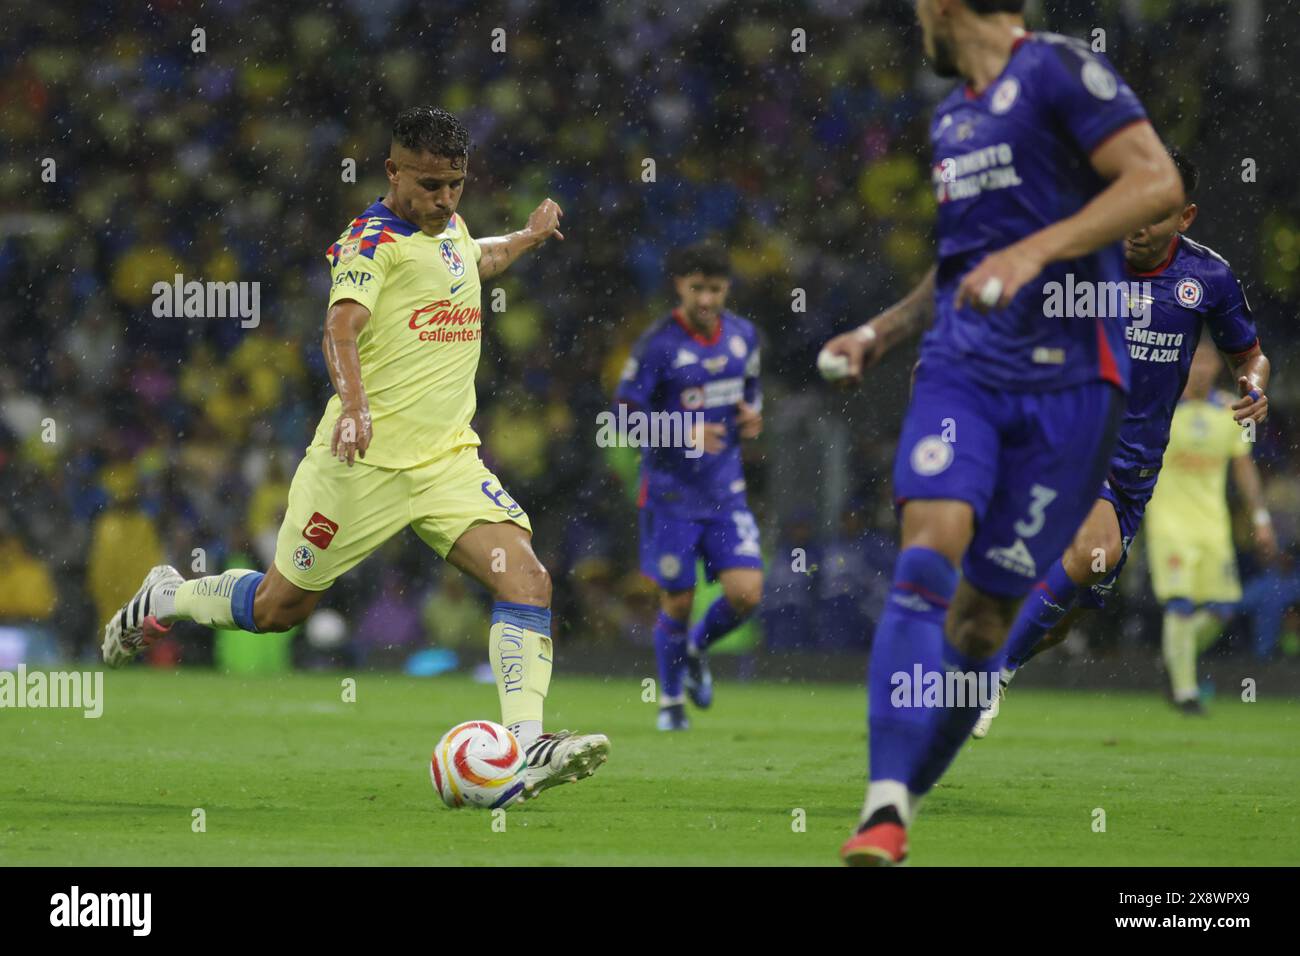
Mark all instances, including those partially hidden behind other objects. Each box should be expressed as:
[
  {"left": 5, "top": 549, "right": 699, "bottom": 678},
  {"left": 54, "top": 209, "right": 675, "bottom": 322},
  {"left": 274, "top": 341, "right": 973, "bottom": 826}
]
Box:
[
  {"left": 391, "top": 106, "right": 471, "bottom": 165},
  {"left": 667, "top": 242, "right": 731, "bottom": 279}
]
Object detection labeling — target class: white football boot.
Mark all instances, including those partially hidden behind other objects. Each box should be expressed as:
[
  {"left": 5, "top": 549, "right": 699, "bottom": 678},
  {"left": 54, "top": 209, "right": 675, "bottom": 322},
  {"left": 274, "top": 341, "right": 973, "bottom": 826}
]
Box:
[
  {"left": 101, "top": 565, "right": 184, "bottom": 668},
  {"left": 519, "top": 731, "right": 610, "bottom": 799},
  {"left": 971, "top": 680, "right": 1006, "bottom": 739}
]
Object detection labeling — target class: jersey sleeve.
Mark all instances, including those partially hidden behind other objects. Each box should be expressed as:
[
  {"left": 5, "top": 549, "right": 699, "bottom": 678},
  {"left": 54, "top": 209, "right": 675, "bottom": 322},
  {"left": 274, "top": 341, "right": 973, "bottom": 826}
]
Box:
[
  {"left": 1038, "top": 41, "right": 1148, "bottom": 155},
  {"left": 613, "top": 332, "right": 664, "bottom": 411},
  {"left": 1205, "top": 265, "right": 1259, "bottom": 355},
  {"left": 326, "top": 234, "right": 399, "bottom": 313}
]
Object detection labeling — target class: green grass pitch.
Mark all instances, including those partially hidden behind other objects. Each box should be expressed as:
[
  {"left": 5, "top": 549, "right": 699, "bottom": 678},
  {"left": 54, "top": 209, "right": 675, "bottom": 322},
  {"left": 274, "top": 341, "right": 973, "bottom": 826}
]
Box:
[{"left": 2, "top": 670, "right": 1296, "bottom": 866}]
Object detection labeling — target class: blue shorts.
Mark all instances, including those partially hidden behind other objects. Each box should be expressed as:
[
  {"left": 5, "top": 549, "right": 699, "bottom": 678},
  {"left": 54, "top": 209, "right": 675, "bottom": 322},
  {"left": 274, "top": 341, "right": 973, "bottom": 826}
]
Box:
[
  {"left": 638, "top": 505, "right": 764, "bottom": 591},
  {"left": 893, "top": 362, "right": 1125, "bottom": 598},
  {"left": 1077, "top": 466, "right": 1156, "bottom": 610}
]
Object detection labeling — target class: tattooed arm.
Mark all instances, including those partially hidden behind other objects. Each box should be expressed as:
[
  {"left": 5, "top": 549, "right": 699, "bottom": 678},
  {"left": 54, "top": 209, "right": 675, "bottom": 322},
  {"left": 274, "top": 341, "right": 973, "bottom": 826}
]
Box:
[
  {"left": 819, "top": 266, "right": 937, "bottom": 383},
  {"left": 475, "top": 198, "right": 565, "bottom": 280}
]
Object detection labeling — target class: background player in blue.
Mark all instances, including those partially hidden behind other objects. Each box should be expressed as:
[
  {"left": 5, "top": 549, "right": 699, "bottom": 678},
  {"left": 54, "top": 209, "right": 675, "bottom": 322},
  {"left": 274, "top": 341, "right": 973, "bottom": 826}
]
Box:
[
  {"left": 972, "top": 149, "right": 1272, "bottom": 738},
  {"left": 614, "top": 243, "right": 764, "bottom": 731},
  {"left": 820, "top": 0, "right": 1186, "bottom": 866}
]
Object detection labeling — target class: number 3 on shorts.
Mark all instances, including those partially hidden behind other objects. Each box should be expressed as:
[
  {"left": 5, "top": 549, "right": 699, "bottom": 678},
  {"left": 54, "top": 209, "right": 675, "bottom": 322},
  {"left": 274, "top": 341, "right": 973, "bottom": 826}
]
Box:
[{"left": 1013, "top": 484, "right": 1058, "bottom": 539}]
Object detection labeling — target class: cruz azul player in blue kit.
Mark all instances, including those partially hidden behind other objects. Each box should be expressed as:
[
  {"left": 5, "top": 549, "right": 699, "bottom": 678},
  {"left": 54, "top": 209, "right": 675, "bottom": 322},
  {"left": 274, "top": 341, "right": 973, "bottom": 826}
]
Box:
[
  {"left": 972, "top": 149, "right": 1271, "bottom": 738},
  {"left": 820, "top": 0, "right": 1187, "bottom": 865},
  {"left": 613, "top": 243, "right": 763, "bottom": 732}
]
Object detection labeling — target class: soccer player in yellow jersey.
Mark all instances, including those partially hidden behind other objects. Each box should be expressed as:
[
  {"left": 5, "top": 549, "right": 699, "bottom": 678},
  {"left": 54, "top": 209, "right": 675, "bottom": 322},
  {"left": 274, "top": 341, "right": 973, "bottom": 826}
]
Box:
[
  {"left": 1145, "top": 341, "right": 1277, "bottom": 713},
  {"left": 103, "top": 107, "right": 609, "bottom": 798}
]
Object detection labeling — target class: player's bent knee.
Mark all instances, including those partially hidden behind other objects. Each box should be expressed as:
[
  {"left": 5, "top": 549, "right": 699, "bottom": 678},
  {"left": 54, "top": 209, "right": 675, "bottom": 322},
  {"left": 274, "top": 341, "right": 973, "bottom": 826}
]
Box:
[
  {"left": 497, "top": 560, "right": 551, "bottom": 608},
  {"left": 1065, "top": 531, "right": 1121, "bottom": 582},
  {"left": 1099, "top": 534, "right": 1123, "bottom": 574},
  {"left": 725, "top": 586, "right": 762, "bottom": 617}
]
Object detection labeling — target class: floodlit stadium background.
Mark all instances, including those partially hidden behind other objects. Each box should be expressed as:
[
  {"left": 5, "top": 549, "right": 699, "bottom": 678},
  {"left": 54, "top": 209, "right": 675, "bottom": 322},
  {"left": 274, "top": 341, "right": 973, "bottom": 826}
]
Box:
[{"left": 3, "top": 0, "right": 1299, "bottom": 678}]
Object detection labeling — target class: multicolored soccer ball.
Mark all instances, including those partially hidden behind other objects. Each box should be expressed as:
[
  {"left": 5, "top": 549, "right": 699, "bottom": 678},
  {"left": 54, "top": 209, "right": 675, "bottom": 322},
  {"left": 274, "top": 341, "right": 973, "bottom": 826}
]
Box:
[{"left": 429, "top": 720, "right": 527, "bottom": 809}]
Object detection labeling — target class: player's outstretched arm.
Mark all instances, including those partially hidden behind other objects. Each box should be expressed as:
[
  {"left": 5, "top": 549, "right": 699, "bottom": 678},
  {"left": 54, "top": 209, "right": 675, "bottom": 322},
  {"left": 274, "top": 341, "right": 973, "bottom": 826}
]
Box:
[
  {"left": 958, "top": 122, "right": 1183, "bottom": 311},
  {"left": 323, "top": 299, "right": 373, "bottom": 467},
  {"left": 818, "top": 266, "right": 936, "bottom": 384},
  {"left": 475, "top": 198, "right": 564, "bottom": 279},
  {"left": 1226, "top": 343, "right": 1271, "bottom": 425}
]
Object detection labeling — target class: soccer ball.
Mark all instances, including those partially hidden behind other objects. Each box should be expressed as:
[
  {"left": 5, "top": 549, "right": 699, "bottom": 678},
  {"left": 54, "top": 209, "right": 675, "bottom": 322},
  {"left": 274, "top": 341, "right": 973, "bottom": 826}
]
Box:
[{"left": 429, "top": 720, "right": 527, "bottom": 809}]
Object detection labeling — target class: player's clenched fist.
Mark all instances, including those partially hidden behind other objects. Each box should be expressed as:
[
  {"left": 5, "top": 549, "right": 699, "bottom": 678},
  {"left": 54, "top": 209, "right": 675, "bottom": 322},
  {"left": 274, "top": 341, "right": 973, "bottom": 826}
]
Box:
[
  {"left": 955, "top": 240, "right": 1046, "bottom": 312},
  {"left": 524, "top": 198, "right": 565, "bottom": 244},
  {"left": 1232, "top": 376, "right": 1269, "bottom": 426},
  {"left": 331, "top": 406, "right": 373, "bottom": 467},
  {"left": 817, "top": 325, "right": 883, "bottom": 385}
]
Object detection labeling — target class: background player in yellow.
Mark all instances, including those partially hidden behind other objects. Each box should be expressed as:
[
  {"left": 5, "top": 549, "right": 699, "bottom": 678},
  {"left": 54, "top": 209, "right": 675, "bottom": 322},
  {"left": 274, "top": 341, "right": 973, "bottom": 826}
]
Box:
[
  {"left": 1145, "top": 340, "right": 1277, "bottom": 713},
  {"left": 102, "top": 107, "right": 609, "bottom": 799}
]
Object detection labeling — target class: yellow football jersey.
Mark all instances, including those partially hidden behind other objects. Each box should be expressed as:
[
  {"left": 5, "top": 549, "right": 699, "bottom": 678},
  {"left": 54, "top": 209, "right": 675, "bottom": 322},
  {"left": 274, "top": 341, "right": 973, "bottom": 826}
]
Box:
[
  {"left": 312, "top": 200, "right": 483, "bottom": 468},
  {"left": 1145, "top": 389, "right": 1250, "bottom": 542}
]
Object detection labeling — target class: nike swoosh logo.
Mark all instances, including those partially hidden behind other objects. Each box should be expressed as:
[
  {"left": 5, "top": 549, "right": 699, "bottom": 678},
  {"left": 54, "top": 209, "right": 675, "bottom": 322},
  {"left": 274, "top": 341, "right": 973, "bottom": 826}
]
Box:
[{"left": 450, "top": 281, "right": 465, "bottom": 294}]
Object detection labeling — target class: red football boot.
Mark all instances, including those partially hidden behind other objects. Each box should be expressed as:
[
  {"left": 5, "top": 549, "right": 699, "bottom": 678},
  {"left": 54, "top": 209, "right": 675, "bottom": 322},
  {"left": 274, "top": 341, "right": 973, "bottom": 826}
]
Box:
[{"left": 840, "top": 821, "right": 908, "bottom": 867}]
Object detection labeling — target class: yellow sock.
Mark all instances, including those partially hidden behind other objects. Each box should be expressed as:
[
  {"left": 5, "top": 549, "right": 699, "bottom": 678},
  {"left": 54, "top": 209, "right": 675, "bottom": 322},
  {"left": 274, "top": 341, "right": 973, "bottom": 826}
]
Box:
[
  {"left": 488, "top": 608, "right": 552, "bottom": 734},
  {"left": 167, "top": 569, "right": 262, "bottom": 629},
  {"left": 1162, "top": 611, "right": 1198, "bottom": 702}
]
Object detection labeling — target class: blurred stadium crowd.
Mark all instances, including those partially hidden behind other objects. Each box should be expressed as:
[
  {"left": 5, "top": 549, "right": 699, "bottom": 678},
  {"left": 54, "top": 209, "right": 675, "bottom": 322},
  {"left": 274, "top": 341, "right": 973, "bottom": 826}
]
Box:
[{"left": 3, "top": 0, "right": 1300, "bottom": 671}]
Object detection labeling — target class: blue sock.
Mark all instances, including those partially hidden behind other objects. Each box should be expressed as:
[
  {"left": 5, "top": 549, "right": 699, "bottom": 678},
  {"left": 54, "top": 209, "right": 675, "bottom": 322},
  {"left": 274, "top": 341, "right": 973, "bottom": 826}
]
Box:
[
  {"left": 1003, "top": 560, "right": 1081, "bottom": 671},
  {"left": 654, "top": 612, "right": 688, "bottom": 700},
  {"left": 688, "top": 597, "right": 746, "bottom": 652},
  {"left": 491, "top": 601, "right": 552, "bottom": 636},
  {"left": 867, "top": 548, "right": 958, "bottom": 790}
]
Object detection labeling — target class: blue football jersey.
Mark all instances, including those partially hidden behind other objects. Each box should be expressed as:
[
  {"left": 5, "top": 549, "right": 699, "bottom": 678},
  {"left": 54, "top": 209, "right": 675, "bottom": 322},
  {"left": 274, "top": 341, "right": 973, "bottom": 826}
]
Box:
[
  {"left": 614, "top": 310, "right": 762, "bottom": 518},
  {"left": 926, "top": 32, "right": 1149, "bottom": 392},
  {"left": 1110, "top": 235, "right": 1258, "bottom": 493}
]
